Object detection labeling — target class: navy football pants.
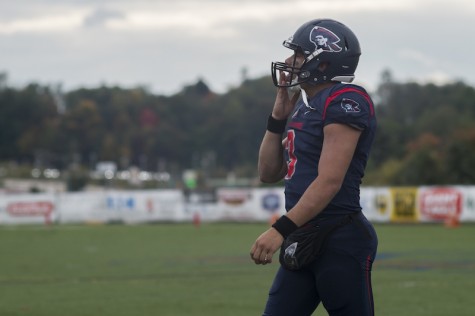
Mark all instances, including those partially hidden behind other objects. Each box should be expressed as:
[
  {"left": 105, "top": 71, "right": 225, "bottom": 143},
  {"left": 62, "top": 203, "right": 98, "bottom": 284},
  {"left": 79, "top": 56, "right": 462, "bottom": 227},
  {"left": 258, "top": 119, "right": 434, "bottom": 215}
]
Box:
[{"left": 263, "top": 213, "right": 378, "bottom": 316}]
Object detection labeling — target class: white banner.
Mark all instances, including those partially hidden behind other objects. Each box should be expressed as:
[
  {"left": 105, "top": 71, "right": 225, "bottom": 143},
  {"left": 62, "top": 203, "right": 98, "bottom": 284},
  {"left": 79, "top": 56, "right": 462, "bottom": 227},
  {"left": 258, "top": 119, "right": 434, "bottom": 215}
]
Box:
[
  {"left": 1, "top": 186, "right": 475, "bottom": 225},
  {"left": 360, "top": 187, "right": 392, "bottom": 222},
  {"left": 101, "top": 190, "right": 185, "bottom": 223},
  {"left": 57, "top": 191, "right": 108, "bottom": 224},
  {"left": 458, "top": 186, "right": 475, "bottom": 221},
  {"left": 213, "top": 188, "right": 285, "bottom": 222},
  {"left": 0, "top": 193, "right": 57, "bottom": 225}
]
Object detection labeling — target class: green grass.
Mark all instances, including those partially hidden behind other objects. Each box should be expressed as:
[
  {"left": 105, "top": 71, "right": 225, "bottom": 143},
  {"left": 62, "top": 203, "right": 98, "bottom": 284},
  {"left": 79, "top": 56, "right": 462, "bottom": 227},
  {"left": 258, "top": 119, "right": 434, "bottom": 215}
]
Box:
[{"left": 0, "top": 223, "right": 474, "bottom": 316}]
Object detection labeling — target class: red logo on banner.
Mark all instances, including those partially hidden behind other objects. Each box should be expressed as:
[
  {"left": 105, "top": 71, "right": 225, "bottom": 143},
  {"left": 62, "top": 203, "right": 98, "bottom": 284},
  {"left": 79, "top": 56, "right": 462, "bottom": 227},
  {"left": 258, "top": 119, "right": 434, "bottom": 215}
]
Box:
[
  {"left": 420, "top": 188, "right": 462, "bottom": 220},
  {"left": 7, "top": 201, "right": 54, "bottom": 225},
  {"left": 218, "top": 190, "right": 250, "bottom": 206}
]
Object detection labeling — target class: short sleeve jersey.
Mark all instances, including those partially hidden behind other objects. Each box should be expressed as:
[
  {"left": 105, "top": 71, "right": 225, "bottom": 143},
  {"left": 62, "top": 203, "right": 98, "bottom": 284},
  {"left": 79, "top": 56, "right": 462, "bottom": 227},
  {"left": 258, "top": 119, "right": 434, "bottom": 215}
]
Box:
[{"left": 284, "top": 83, "right": 376, "bottom": 216}]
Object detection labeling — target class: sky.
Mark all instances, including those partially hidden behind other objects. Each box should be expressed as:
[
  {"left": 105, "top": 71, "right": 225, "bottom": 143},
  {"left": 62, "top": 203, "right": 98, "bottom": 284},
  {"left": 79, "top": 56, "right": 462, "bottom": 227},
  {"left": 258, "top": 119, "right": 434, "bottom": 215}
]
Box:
[{"left": 1, "top": 0, "right": 474, "bottom": 95}]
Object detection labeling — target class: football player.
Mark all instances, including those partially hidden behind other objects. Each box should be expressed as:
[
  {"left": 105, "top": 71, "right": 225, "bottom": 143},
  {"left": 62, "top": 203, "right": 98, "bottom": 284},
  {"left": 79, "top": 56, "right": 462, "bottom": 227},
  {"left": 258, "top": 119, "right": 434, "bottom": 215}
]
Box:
[{"left": 250, "top": 18, "right": 378, "bottom": 316}]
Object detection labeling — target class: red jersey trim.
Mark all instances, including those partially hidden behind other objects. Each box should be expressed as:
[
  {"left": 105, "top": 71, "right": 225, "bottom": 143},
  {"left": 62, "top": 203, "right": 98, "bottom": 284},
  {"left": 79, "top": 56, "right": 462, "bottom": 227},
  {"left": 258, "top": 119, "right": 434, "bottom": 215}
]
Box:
[{"left": 322, "top": 87, "right": 375, "bottom": 120}]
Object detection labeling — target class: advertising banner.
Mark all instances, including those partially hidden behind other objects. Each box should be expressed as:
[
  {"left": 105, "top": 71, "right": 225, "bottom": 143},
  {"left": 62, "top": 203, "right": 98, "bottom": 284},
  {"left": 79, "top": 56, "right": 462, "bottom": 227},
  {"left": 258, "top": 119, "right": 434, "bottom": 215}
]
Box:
[
  {"left": 418, "top": 187, "right": 463, "bottom": 223},
  {"left": 1, "top": 186, "right": 475, "bottom": 226},
  {"left": 458, "top": 186, "right": 475, "bottom": 221},
  {"left": 214, "top": 188, "right": 285, "bottom": 222},
  {"left": 360, "top": 187, "right": 391, "bottom": 222},
  {"left": 0, "top": 194, "right": 57, "bottom": 225},
  {"left": 103, "top": 190, "right": 185, "bottom": 223},
  {"left": 389, "top": 187, "right": 419, "bottom": 223}
]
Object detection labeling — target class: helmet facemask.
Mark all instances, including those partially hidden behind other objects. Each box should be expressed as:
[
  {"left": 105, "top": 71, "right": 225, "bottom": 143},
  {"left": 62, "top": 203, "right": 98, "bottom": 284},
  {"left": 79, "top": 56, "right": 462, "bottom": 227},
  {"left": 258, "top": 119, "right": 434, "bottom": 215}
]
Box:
[{"left": 271, "top": 46, "right": 313, "bottom": 88}]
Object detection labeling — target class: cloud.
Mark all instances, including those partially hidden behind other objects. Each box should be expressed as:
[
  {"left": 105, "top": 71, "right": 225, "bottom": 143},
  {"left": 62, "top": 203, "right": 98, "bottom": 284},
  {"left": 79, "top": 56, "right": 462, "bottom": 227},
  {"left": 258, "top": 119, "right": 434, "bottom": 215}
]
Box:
[
  {"left": 0, "top": 0, "right": 416, "bottom": 35},
  {"left": 422, "top": 72, "right": 455, "bottom": 85},
  {"left": 405, "top": 71, "right": 456, "bottom": 87},
  {"left": 1, "top": 0, "right": 475, "bottom": 95},
  {"left": 0, "top": 12, "right": 86, "bottom": 34},
  {"left": 83, "top": 9, "right": 124, "bottom": 28},
  {"left": 398, "top": 49, "right": 438, "bottom": 68}
]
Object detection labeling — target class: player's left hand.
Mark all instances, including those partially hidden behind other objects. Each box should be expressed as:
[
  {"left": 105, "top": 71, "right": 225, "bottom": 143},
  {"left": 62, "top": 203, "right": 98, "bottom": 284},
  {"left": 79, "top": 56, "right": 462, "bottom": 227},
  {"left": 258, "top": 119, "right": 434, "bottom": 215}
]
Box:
[{"left": 250, "top": 228, "right": 284, "bottom": 265}]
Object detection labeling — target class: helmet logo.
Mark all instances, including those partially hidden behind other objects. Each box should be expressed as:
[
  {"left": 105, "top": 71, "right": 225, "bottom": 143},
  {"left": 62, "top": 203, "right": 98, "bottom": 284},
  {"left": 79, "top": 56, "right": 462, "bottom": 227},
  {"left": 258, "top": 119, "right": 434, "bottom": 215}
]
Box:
[{"left": 310, "top": 26, "right": 342, "bottom": 52}]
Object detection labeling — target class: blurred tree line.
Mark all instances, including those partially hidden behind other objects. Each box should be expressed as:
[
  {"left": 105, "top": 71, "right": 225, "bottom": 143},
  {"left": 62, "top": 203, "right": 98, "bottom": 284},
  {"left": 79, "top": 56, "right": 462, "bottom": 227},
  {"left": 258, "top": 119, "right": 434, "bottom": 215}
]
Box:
[{"left": 0, "top": 70, "right": 474, "bottom": 186}]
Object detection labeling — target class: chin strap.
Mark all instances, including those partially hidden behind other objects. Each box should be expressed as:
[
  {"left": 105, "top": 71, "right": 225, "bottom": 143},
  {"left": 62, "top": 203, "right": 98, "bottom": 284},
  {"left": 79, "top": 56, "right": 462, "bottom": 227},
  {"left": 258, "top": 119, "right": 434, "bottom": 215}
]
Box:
[{"left": 300, "top": 88, "right": 316, "bottom": 111}]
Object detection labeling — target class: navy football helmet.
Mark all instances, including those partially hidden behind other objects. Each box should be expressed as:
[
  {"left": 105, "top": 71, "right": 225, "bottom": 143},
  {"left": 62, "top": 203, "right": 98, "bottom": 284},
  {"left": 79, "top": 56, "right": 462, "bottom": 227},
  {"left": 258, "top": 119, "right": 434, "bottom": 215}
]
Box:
[{"left": 271, "top": 19, "right": 361, "bottom": 87}]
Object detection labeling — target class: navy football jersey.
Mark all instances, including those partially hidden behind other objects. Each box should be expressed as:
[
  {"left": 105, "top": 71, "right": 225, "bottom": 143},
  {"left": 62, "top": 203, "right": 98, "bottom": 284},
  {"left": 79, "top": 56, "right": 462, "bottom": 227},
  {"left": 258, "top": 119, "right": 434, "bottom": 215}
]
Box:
[{"left": 284, "top": 83, "right": 376, "bottom": 216}]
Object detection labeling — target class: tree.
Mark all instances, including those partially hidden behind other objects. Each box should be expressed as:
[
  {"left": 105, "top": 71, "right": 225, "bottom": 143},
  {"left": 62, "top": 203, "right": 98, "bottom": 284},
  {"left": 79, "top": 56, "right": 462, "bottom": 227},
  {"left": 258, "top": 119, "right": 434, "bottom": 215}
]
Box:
[{"left": 443, "top": 129, "right": 475, "bottom": 184}]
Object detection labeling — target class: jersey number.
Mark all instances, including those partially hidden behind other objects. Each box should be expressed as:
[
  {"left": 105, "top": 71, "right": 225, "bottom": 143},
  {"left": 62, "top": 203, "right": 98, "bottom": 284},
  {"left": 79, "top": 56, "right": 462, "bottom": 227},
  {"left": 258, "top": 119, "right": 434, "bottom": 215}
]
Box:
[{"left": 285, "top": 130, "right": 296, "bottom": 180}]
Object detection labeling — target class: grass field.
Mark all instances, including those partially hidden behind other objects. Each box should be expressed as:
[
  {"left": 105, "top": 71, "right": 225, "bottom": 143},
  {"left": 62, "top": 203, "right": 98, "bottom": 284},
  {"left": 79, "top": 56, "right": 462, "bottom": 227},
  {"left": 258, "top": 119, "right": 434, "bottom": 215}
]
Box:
[{"left": 0, "top": 223, "right": 474, "bottom": 316}]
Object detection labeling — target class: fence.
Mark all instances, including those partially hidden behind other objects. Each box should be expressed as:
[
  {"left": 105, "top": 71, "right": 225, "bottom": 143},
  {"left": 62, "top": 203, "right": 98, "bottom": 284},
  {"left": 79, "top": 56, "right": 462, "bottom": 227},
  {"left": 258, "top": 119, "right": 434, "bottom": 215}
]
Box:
[{"left": 1, "top": 186, "right": 474, "bottom": 225}]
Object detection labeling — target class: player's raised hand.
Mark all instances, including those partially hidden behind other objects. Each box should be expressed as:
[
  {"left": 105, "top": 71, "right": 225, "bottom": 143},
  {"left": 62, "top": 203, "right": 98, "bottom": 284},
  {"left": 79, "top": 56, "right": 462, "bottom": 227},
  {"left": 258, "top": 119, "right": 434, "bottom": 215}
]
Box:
[{"left": 271, "top": 71, "right": 300, "bottom": 120}]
